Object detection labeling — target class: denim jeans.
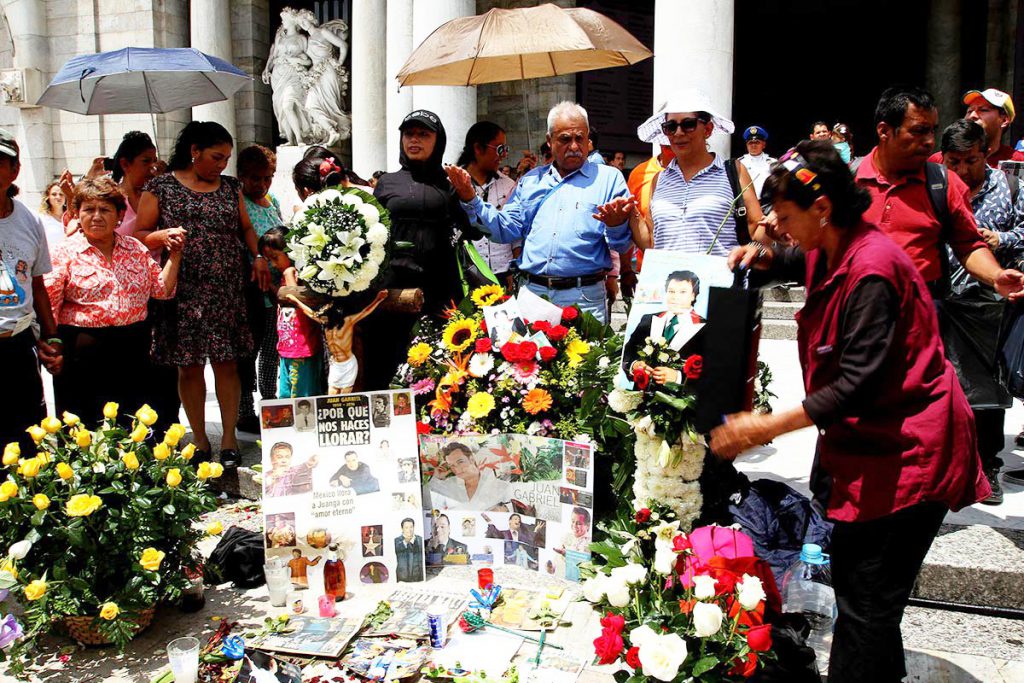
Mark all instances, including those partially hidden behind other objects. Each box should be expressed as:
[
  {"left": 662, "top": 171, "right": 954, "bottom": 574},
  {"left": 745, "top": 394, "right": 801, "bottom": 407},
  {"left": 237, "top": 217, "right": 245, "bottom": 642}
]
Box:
[{"left": 524, "top": 280, "right": 608, "bottom": 325}]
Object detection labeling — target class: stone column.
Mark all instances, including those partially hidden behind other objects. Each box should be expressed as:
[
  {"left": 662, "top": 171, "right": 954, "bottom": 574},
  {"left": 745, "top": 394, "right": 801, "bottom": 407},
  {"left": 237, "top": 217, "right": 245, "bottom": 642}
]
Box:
[
  {"left": 386, "top": 0, "right": 414, "bottom": 169},
  {"left": 653, "top": 0, "right": 734, "bottom": 157},
  {"left": 411, "top": 0, "right": 476, "bottom": 165},
  {"left": 190, "top": 0, "right": 237, "bottom": 149},
  {"left": 352, "top": 0, "right": 388, "bottom": 178},
  {"left": 926, "top": 0, "right": 962, "bottom": 130}
]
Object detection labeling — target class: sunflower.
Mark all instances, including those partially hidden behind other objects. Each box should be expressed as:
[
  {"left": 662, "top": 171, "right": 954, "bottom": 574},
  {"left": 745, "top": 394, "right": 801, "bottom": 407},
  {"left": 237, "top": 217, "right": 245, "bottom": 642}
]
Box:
[
  {"left": 523, "top": 388, "right": 553, "bottom": 414},
  {"left": 466, "top": 392, "right": 496, "bottom": 419},
  {"left": 471, "top": 284, "right": 505, "bottom": 308},
  {"left": 407, "top": 342, "right": 432, "bottom": 367},
  {"left": 565, "top": 339, "right": 591, "bottom": 367},
  {"left": 442, "top": 319, "right": 478, "bottom": 353}
]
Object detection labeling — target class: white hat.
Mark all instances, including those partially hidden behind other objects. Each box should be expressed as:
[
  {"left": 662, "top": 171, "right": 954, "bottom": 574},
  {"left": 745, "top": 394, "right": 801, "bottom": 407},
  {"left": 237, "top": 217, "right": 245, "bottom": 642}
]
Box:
[{"left": 637, "top": 89, "right": 735, "bottom": 145}]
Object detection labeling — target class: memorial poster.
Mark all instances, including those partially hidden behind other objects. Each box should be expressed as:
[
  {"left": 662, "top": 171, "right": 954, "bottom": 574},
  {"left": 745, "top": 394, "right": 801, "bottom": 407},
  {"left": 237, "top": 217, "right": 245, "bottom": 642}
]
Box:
[
  {"left": 418, "top": 433, "right": 595, "bottom": 581},
  {"left": 261, "top": 390, "right": 424, "bottom": 595}
]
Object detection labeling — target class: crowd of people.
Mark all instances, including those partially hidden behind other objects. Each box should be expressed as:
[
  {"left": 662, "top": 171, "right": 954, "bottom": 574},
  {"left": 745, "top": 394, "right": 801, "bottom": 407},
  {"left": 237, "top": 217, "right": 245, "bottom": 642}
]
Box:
[{"left": 3, "top": 79, "right": 1024, "bottom": 680}]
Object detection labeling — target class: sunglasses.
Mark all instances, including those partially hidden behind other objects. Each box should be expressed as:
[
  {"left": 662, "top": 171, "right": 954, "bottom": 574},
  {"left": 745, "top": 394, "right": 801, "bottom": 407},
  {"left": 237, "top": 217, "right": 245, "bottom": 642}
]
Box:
[
  {"left": 487, "top": 143, "right": 509, "bottom": 157},
  {"left": 660, "top": 117, "right": 705, "bottom": 135}
]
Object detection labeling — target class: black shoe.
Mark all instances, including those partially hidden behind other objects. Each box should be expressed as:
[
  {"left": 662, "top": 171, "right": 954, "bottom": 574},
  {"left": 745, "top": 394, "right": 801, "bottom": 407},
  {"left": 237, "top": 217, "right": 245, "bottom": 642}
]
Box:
[
  {"left": 981, "top": 469, "right": 1004, "bottom": 505},
  {"left": 219, "top": 448, "right": 240, "bottom": 470},
  {"left": 1016, "top": 430, "right": 1024, "bottom": 448},
  {"left": 1003, "top": 467, "right": 1024, "bottom": 486},
  {"left": 236, "top": 414, "right": 261, "bottom": 434},
  {"left": 192, "top": 447, "right": 212, "bottom": 464}
]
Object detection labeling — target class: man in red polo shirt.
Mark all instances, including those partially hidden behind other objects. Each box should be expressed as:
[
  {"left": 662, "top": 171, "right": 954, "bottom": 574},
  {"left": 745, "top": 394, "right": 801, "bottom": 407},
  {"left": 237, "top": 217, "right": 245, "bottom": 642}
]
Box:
[
  {"left": 927, "top": 88, "right": 1017, "bottom": 168},
  {"left": 856, "top": 85, "right": 1024, "bottom": 504}
]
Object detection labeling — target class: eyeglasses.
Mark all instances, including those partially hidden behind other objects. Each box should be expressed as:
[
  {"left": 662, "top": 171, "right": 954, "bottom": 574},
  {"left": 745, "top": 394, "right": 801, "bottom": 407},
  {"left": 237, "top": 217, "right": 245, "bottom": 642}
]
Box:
[
  {"left": 660, "top": 117, "right": 704, "bottom": 135},
  {"left": 487, "top": 143, "right": 509, "bottom": 157}
]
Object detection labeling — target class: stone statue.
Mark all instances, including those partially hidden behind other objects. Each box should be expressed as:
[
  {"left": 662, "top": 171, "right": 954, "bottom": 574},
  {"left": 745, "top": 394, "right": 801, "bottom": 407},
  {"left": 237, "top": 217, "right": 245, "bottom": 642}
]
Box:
[{"left": 263, "top": 8, "right": 352, "bottom": 147}]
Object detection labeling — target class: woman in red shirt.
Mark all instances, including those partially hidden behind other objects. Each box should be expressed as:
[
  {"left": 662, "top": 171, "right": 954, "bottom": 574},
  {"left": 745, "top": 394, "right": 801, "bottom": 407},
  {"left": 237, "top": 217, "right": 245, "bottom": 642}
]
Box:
[
  {"left": 710, "top": 141, "right": 989, "bottom": 683},
  {"left": 45, "top": 177, "right": 183, "bottom": 424}
]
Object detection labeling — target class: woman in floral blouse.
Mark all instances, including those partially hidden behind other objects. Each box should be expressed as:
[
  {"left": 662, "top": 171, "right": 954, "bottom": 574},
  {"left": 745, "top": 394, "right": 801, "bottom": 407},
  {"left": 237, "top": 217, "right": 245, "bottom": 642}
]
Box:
[{"left": 45, "top": 177, "right": 183, "bottom": 423}]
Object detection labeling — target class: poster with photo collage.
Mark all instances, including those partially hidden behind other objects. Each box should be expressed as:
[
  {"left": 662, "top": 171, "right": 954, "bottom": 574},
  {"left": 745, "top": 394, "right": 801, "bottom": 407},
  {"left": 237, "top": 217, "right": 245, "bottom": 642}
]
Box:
[
  {"left": 419, "top": 433, "right": 595, "bottom": 581},
  {"left": 261, "top": 390, "right": 423, "bottom": 594}
]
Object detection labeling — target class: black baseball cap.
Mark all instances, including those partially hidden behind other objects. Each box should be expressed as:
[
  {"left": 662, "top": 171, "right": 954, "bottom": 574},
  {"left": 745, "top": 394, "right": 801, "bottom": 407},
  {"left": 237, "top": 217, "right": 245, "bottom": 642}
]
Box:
[{"left": 400, "top": 110, "right": 441, "bottom": 132}]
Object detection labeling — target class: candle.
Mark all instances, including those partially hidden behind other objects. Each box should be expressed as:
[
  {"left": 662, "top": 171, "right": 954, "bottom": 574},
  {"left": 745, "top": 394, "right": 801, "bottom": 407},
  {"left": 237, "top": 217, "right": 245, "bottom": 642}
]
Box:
[
  {"left": 478, "top": 568, "right": 494, "bottom": 589},
  {"left": 318, "top": 593, "right": 337, "bottom": 617}
]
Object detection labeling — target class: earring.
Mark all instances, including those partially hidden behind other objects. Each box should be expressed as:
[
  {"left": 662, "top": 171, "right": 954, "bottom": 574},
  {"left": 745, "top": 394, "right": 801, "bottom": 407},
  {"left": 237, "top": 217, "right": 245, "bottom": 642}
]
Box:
[
  {"left": 191, "top": 156, "right": 197, "bottom": 164},
  {"left": 820, "top": 217, "right": 827, "bottom": 228}
]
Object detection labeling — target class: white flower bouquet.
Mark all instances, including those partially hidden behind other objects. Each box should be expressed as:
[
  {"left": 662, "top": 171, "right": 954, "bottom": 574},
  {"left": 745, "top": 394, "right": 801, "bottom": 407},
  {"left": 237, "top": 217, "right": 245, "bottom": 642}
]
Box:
[{"left": 287, "top": 187, "right": 391, "bottom": 298}]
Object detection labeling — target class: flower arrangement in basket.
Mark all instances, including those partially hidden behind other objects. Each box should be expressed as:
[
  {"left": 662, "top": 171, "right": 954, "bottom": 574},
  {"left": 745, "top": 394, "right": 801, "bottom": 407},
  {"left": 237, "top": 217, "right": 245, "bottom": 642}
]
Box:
[
  {"left": 286, "top": 186, "right": 390, "bottom": 298},
  {"left": 583, "top": 504, "right": 780, "bottom": 681},
  {"left": 0, "top": 404, "right": 222, "bottom": 673},
  {"left": 394, "top": 284, "right": 620, "bottom": 440}
]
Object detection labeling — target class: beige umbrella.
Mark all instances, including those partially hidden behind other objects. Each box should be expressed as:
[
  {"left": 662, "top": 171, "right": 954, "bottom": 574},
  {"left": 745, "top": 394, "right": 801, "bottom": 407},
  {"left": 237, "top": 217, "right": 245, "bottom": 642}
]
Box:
[
  {"left": 396, "top": 4, "right": 651, "bottom": 86},
  {"left": 396, "top": 3, "right": 652, "bottom": 148}
]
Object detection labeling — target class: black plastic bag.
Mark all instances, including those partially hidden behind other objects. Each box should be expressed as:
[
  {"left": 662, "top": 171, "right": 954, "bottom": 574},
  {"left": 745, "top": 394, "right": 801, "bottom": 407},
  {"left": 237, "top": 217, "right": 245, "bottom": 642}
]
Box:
[
  {"left": 936, "top": 290, "right": 1012, "bottom": 409},
  {"left": 205, "top": 526, "right": 266, "bottom": 588},
  {"left": 1001, "top": 304, "right": 1024, "bottom": 399}
]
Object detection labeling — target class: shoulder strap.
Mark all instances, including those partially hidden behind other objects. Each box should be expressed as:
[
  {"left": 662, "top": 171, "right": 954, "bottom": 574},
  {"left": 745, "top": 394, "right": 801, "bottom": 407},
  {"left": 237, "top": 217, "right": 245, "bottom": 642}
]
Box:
[
  {"left": 725, "top": 159, "right": 750, "bottom": 245},
  {"left": 924, "top": 161, "right": 952, "bottom": 292},
  {"left": 1009, "top": 173, "right": 1020, "bottom": 204}
]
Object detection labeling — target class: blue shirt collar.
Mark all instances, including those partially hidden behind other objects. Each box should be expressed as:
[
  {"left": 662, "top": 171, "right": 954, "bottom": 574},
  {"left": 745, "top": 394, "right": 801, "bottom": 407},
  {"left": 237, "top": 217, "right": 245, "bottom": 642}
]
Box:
[{"left": 546, "top": 160, "right": 596, "bottom": 182}]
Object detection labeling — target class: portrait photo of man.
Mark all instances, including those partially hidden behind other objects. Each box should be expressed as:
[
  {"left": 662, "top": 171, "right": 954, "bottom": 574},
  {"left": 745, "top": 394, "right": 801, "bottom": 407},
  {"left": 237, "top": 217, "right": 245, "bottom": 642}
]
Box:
[
  {"left": 329, "top": 450, "right": 380, "bottom": 494},
  {"left": 426, "top": 513, "right": 469, "bottom": 565},
  {"left": 426, "top": 441, "right": 513, "bottom": 511},
  {"left": 622, "top": 270, "right": 706, "bottom": 385},
  {"left": 264, "top": 442, "right": 317, "bottom": 498},
  {"left": 482, "top": 512, "right": 546, "bottom": 547},
  {"left": 294, "top": 399, "right": 315, "bottom": 432},
  {"left": 371, "top": 395, "right": 391, "bottom": 428},
  {"left": 394, "top": 517, "right": 424, "bottom": 582}
]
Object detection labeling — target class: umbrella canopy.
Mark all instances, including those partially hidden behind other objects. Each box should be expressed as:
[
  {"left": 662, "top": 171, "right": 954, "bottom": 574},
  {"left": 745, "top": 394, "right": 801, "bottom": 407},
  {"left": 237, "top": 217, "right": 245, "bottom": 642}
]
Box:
[
  {"left": 396, "top": 4, "right": 652, "bottom": 87},
  {"left": 37, "top": 47, "right": 251, "bottom": 115}
]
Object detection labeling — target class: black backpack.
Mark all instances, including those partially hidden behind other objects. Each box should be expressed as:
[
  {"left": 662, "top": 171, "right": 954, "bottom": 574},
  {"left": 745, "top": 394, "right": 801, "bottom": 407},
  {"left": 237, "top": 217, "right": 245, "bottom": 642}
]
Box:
[{"left": 205, "top": 526, "right": 266, "bottom": 588}]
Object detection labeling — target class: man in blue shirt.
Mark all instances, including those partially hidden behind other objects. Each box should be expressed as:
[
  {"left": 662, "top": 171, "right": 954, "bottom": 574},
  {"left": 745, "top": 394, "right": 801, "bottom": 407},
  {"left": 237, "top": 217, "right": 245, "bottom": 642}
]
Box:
[{"left": 447, "top": 102, "right": 634, "bottom": 323}]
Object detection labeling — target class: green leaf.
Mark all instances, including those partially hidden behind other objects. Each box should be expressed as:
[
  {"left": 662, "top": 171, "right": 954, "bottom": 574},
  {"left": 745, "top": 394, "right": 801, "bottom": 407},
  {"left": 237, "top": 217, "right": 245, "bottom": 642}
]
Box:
[
  {"left": 66, "top": 528, "right": 90, "bottom": 550},
  {"left": 692, "top": 654, "right": 719, "bottom": 677},
  {"left": 30, "top": 510, "right": 46, "bottom": 526},
  {"left": 97, "top": 486, "right": 116, "bottom": 495},
  {"left": 162, "top": 504, "right": 176, "bottom": 516},
  {"left": 652, "top": 391, "right": 693, "bottom": 411}
]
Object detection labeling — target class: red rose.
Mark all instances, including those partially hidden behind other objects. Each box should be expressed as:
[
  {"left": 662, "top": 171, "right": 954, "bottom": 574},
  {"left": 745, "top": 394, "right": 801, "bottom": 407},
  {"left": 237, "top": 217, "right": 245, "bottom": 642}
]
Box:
[
  {"left": 562, "top": 306, "right": 579, "bottom": 321},
  {"left": 632, "top": 366, "right": 651, "bottom": 390},
  {"left": 547, "top": 324, "right": 569, "bottom": 341},
  {"left": 539, "top": 346, "right": 557, "bottom": 362},
  {"left": 475, "top": 338, "right": 493, "bottom": 353},
  {"left": 713, "top": 568, "right": 738, "bottom": 595},
  {"left": 634, "top": 508, "right": 652, "bottom": 524},
  {"left": 500, "top": 294, "right": 512, "bottom": 302},
  {"left": 531, "top": 320, "right": 552, "bottom": 333},
  {"left": 518, "top": 341, "right": 539, "bottom": 360},
  {"left": 683, "top": 354, "right": 703, "bottom": 380},
  {"left": 625, "top": 646, "right": 641, "bottom": 669},
  {"left": 728, "top": 652, "right": 758, "bottom": 678},
  {"left": 501, "top": 343, "right": 522, "bottom": 362},
  {"left": 600, "top": 612, "right": 625, "bottom": 633},
  {"left": 746, "top": 624, "right": 773, "bottom": 652},
  {"left": 593, "top": 627, "right": 624, "bottom": 665},
  {"left": 672, "top": 534, "right": 691, "bottom": 553},
  {"left": 415, "top": 422, "right": 431, "bottom": 435}
]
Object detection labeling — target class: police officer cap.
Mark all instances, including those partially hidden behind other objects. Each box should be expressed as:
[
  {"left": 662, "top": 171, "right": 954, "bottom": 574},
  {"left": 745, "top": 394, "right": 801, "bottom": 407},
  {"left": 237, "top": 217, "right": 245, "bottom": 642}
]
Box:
[{"left": 743, "top": 126, "right": 768, "bottom": 141}]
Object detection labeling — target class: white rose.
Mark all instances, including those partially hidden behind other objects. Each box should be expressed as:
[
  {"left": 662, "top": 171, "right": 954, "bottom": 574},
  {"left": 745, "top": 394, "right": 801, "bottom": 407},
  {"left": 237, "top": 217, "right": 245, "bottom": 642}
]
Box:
[
  {"left": 692, "top": 601, "right": 724, "bottom": 637},
  {"left": 605, "top": 577, "right": 631, "bottom": 608},
  {"left": 653, "top": 547, "right": 676, "bottom": 575},
  {"left": 737, "top": 573, "right": 767, "bottom": 611},
  {"left": 8, "top": 540, "right": 31, "bottom": 560},
  {"left": 637, "top": 632, "right": 688, "bottom": 682},
  {"left": 692, "top": 574, "right": 717, "bottom": 600},
  {"left": 357, "top": 203, "right": 381, "bottom": 227},
  {"left": 366, "top": 223, "right": 388, "bottom": 247},
  {"left": 642, "top": 345, "right": 654, "bottom": 356},
  {"left": 598, "top": 356, "right": 610, "bottom": 369},
  {"left": 629, "top": 624, "right": 658, "bottom": 649},
  {"left": 582, "top": 576, "right": 607, "bottom": 603},
  {"left": 612, "top": 562, "right": 647, "bottom": 586}
]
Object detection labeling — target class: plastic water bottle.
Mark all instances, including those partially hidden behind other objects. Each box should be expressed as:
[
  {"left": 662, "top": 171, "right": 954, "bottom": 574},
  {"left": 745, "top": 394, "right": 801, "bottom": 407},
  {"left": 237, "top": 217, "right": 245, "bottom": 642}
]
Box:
[{"left": 781, "top": 543, "right": 836, "bottom": 677}]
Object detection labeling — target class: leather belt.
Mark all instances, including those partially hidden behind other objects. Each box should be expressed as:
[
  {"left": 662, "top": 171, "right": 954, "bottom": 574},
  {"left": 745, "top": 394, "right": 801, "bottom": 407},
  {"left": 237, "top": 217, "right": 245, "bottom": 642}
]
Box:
[{"left": 524, "top": 272, "right": 605, "bottom": 290}]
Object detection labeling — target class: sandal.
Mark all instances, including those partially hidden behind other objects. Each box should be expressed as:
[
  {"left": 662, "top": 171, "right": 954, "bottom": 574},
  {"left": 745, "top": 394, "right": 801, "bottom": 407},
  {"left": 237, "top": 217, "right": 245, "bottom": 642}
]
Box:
[{"left": 219, "top": 449, "right": 240, "bottom": 470}]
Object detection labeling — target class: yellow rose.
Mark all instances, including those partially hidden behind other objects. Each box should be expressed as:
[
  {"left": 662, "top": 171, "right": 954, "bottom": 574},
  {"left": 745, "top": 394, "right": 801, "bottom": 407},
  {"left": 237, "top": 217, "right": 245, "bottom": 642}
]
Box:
[
  {"left": 163, "top": 424, "right": 186, "bottom": 447},
  {"left": 0, "top": 480, "right": 18, "bottom": 501},
  {"left": 130, "top": 424, "right": 148, "bottom": 443},
  {"left": 180, "top": 443, "right": 196, "bottom": 461},
  {"left": 135, "top": 405, "right": 158, "bottom": 427},
  {"left": 74, "top": 429, "right": 92, "bottom": 449},
  {"left": 66, "top": 493, "right": 102, "bottom": 517},
  {"left": 18, "top": 457, "right": 41, "bottom": 479},
  {"left": 206, "top": 521, "right": 224, "bottom": 535},
  {"left": 121, "top": 451, "right": 140, "bottom": 471},
  {"left": 152, "top": 443, "right": 170, "bottom": 461},
  {"left": 196, "top": 462, "right": 213, "bottom": 480},
  {"left": 208, "top": 462, "right": 224, "bottom": 479},
  {"left": 32, "top": 493, "right": 50, "bottom": 511},
  {"left": 166, "top": 468, "right": 182, "bottom": 488},
  {"left": 61, "top": 411, "right": 80, "bottom": 427},
  {"left": 102, "top": 402, "right": 119, "bottom": 420},
  {"left": 40, "top": 416, "right": 62, "bottom": 434},
  {"left": 139, "top": 547, "right": 165, "bottom": 572},
  {"left": 24, "top": 579, "right": 46, "bottom": 601},
  {"left": 99, "top": 602, "right": 119, "bottom": 620},
  {"left": 407, "top": 342, "right": 432, "bottom": 367},
  {"left": 2, "top": 443, "right": 19, "bottom": 466},
  {"left": 1, "top": 559, "right": 17, "bottom": 579},
  {"left": 36, "top": 451, "right": 50, "bottom": 465},
  {"left": 56, "top": 462, "right": 74, "bottom": 481},
  {"left": 26, "top": 426, "right": 46, "bottom": 444}
]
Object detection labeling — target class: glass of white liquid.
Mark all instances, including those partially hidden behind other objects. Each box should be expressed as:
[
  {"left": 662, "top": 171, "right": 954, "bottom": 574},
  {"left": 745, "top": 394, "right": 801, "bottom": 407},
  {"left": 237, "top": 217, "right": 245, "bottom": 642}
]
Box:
[{"left": 166, "top": 636, "right": 200, "bottom": 683}]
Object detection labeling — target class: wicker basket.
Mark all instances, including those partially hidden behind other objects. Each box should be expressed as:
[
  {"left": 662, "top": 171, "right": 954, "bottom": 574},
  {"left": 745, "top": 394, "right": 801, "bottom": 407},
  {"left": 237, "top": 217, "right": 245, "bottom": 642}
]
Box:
[{"left": 61, "top": 607, "right": 156, "bottom": 646}]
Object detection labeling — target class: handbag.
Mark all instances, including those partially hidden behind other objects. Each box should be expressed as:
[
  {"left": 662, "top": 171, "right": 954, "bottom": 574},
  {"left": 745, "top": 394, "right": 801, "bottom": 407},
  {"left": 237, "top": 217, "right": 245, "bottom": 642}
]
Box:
[{"left": 455, "top": 238, "right": 499, "bottom": 296}]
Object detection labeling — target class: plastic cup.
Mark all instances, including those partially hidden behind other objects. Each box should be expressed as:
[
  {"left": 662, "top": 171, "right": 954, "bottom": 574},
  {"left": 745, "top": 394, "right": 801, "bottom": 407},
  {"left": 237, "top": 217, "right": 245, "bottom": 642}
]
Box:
[
  {"left": 166, "top": 636, "right": 199, "bottom": 683},
  {"left": 267, "top": 578, "right": 289, "bottom": 607},
  {"left": 478, "top": 568, "right": 494, "bottom": 589}
]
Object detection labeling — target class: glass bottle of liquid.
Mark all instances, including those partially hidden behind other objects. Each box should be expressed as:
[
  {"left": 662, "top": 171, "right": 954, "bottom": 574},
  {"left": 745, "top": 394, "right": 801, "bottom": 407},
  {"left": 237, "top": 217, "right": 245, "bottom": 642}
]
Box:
[{"left": 323, "top": 544, "right": 346, "bottom": 601}]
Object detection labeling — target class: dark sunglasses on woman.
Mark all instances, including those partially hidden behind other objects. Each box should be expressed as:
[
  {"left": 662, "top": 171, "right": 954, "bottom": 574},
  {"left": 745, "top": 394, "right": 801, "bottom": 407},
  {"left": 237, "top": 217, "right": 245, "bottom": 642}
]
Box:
[{"left": 660, "top": 117, "right": 704, "bottom": 135}]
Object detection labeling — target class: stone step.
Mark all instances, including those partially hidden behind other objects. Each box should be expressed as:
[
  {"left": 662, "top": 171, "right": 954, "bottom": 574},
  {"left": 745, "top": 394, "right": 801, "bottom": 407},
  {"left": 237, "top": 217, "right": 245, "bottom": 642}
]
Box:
[
  {"left": 763, "top": 285, "right": 806, "bottom": 303},
  {"left": 762, "top": 300, "right": 802, "bottom": 320},
  {"left": 760, "top": 319, "right": 798, "bottom": 341},
  {"left": 914, "top": 523, "right": 1024, "bottom": 611}
]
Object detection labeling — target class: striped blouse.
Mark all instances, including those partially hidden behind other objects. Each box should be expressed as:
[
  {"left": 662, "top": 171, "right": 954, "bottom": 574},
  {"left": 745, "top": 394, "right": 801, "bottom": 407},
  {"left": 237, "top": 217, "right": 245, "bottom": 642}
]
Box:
[{"left": 650, "top": 155, "right": 739, "bottom": 256}]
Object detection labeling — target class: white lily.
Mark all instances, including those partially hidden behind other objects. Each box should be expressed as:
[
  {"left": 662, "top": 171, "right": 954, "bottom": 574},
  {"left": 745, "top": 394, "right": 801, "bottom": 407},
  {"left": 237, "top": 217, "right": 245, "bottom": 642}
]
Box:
[{"left": 300, "top": 223, "right": 330, "bottom": 252}]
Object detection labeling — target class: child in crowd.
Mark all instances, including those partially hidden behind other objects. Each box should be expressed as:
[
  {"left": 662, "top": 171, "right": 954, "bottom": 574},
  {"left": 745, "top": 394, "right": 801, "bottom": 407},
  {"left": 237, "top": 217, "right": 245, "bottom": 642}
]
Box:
[
  {"left": 237, "top": 145, "right": 283, "bottom": 430},
  {"left": 258, "top": 227, "right": 324, "bottom": 398}
]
